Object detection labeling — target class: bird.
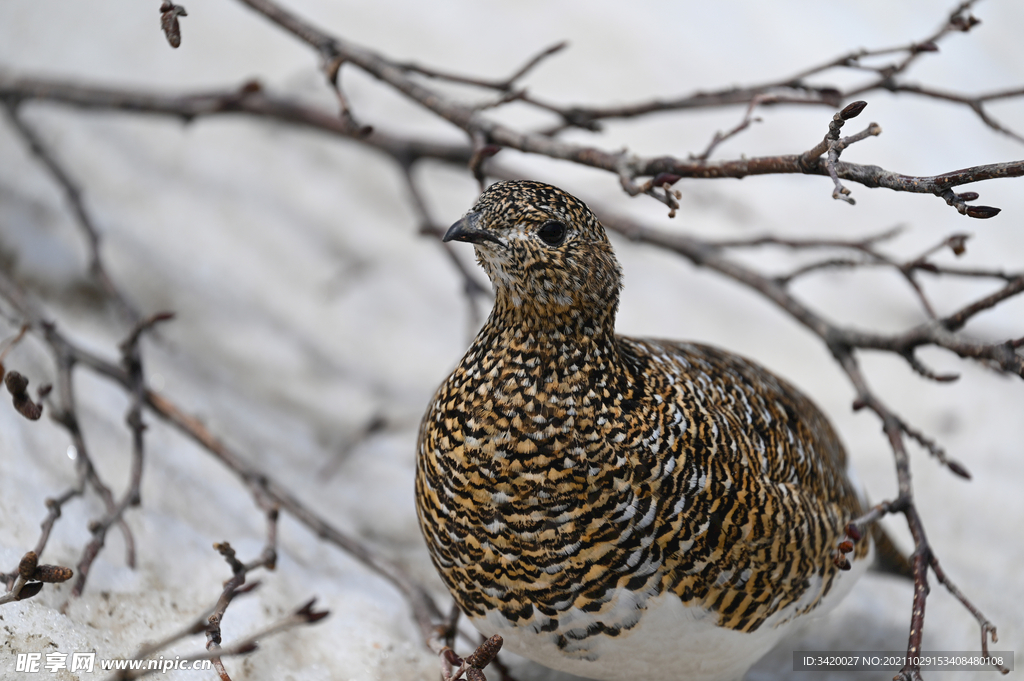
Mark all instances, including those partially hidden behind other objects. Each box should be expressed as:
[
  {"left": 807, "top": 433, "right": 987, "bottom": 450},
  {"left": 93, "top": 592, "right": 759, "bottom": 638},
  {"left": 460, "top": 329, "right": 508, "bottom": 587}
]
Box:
[{"left": 416, "top": 180, "right": 873, "bottom": 681}]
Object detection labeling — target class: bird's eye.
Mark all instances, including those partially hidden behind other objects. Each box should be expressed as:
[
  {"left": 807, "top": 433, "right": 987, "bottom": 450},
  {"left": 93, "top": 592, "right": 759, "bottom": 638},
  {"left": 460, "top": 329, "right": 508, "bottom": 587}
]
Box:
[{"left": 537, "top": 221, "right": 567, "bottom": 247}]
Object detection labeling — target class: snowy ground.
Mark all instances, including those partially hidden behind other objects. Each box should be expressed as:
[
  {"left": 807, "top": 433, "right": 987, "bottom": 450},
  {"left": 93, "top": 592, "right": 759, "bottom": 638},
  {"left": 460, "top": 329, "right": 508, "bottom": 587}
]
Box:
[{"left": 1, "top": 1, "right": 1022, "bottom": 680}]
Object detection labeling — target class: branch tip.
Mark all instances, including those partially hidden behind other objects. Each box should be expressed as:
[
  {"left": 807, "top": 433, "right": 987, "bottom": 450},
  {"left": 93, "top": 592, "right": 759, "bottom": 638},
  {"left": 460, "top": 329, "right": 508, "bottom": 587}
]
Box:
[
  {"left": 965, "top": 205, "right": 1000, "bottom": 219},
  {"left": 840, "top": 100, "right": 868, "bottom": 120},
  {"left": 946, "top": 459, "right": 972, "bottom": 480},
  {"left": 159, "top": 3, "right": 188, "bottom": 49}
]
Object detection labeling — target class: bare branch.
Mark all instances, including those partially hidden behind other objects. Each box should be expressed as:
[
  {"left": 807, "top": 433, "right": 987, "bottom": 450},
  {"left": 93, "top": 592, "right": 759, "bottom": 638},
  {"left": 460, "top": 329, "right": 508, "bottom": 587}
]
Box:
[
  {"left": 0, "top": 268, "right": 445, "bottom": 649},
  {"left": 1, "top": 103, "right": 140, "bottom": 322},
  {"left": 519, "top": 0, "right": 1020, "bottom": 147},
  {"left": 3, "top": 73, "right": 1021, "bottom": 218},
  {"left": 0, "top": 75, "right": 469, "bottom": 166},
  {"left": 691, "top": 97, "right": 765, "bottom": 162},
  {"left": 0, "top": 551, "right": 73, "bottom": 605},
  {"left": 399, "top": 163, "right": 489, "bottom": 338},
  {"left": 229, "top": 0, "right": 1024, "bottom": 216},
  {"left": 397, "top": 41, "right": 567, "bottom": 91},
  {"left": 66, "top": 313, "right": 171, "bottom": 599},
  {"left": 884, "top": 82, "right": 1024, "bottom": 145},
  {"left": 928, "top": 555, "right": 1009, "bottom": 675},
  {"left": 111, "top": 589, "right": 327, "bottom": 681}
]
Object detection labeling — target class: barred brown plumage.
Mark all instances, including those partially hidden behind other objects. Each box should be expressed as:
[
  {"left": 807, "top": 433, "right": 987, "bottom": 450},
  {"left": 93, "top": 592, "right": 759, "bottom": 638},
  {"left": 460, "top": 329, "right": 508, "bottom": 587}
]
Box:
[{"left": 416, "top": 180, "right": 871, "bottom": 681}]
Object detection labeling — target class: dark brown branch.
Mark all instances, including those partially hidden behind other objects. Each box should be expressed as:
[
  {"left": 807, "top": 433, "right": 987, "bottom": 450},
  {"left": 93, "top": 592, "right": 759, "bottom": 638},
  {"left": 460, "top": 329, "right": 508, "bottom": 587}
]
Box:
[
  {"left": 0, "top": 75, "right": 471, "bottom": 167},
  {"left": 0, "top": 269, "right": 445, "bottom": 651},
  {"left": 441, "top": 635, "right": 504, "bottom": 681},
  {"left": 708, "top": 225, "right": 904, "bottom": 250},
  {"left": 0, "top": 323, "right": 85, "bottom": 600},
  {"left": 928, "top": 554, "right": 1009, "bottom": 675},
  {"left": 3, "top": 72, "right": 1020, "bottom": 218},
  {"left": 0, "top": 551, "right": 73, "bottom": 605},
  {"left": 601, "top": 212, "right": 1023, "bottom": 377},
  {"left": 0, "top": 483, "right": 83, "bottom": 604},
  {"left": 145, "top": 388, "right": 445, "bottom": 649},
  {"left": 321, "top": 53, "right": 372, "bottom": 136},
  {"left": 1, "top": 103, "right": 140, "bottom": 322},
  {"left": 829, "top": 350, "right": 972, "bottom": 681},
  {"left": 204, "top": 537, "right": 280, "bottom": 681},
  {"left": 68, "top": 314, "right": 171, "bottom": 599},
  {"left": 229, "top": 0, "right": 1024, "bottom": 217},
  {"left": 941, "top": 276, "right": 1024, "bottom": 333},
  {"left": 708, "top": 226, "right": 1023, "bottom": 326},
  {"left": 397, "top": 41, "right": 567, "bottom": 92},
  {"left": 883, "top": 82, "right": 1024, "bottom": 145},
  {"left": 112, "top": 587, "right": 326, "bottom": 680},
  {"left": 45, "top": 342, "right": 137, "bottom": 591},
  {"left": 522, "top": 1, "right": 1015, "bottom": 145},
  {"left": 399, "top": 162, "right": 489, "bottom": 337},
  {"left": 690, "top": 97, "right": 765, "bottom": 162}
]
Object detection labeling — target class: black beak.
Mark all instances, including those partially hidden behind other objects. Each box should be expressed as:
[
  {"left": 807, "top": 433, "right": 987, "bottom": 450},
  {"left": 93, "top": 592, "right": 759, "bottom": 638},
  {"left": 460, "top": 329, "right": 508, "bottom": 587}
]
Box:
[{"left": 443, "top": 213, "right": 503, "bottom": 246}]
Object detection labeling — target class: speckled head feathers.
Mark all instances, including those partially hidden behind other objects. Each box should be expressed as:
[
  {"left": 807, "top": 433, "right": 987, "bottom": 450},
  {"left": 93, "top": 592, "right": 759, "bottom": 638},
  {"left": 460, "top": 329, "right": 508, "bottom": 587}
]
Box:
[{"left": 445, "top": 181, "right": 623, "bottom": 318}]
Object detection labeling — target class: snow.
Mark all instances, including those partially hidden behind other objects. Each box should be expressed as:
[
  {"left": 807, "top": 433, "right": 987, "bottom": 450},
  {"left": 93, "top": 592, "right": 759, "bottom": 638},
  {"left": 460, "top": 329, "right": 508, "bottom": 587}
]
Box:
[{"left": 1, "top": 1, "right": 1022, "bottom": 680}]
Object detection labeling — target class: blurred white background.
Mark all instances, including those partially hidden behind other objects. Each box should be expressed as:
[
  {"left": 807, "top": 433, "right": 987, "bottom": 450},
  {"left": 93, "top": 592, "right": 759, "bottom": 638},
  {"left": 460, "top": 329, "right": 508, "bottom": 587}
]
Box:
[{"left": 1, "top": 1, "right": 1022, "bottom": 679}]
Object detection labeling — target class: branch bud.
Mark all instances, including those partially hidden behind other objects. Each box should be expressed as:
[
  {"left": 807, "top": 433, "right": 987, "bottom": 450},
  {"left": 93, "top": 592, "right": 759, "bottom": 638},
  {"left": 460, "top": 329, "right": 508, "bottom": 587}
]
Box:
[
  {"left": 465, "top": 635, "right": 503, "bottom": 669},
  {"left": 839, "top": 101, "right": 867, "bottom": 120},
  {"left": 33, "top": 564, "right": 74, "bottom": 583},
  {"left": 965, "top": 205, "right": 1000, "bottom": 219},
  {"left": 16, "top": 582, "right": 44, "bottom": 601},
  {"left": 159, "top": 3, "right": 188, "bottom": 49},
  {"left": 947, "top": 234, "right": 969, "bottom": 256},
  {"left": 295, "top": 598, "right": 330, "bottom": 623},
  {"left": 946, "top": 459, "right": 972, "bottom": 480},
  {"left": 18, "top": 551, "right": 38, "bottom": 580},
  {"left": 6, "top": 370, "right": 43, "bottom": 420},
  {"left": 5, "top": 371, "right": 28, "bottom": 395},
  {"left": 652, "top": 173, "right": 682, "bottom": 188},
  {"left": 950, "top": 13, "right": 981, "bottom": 32}
]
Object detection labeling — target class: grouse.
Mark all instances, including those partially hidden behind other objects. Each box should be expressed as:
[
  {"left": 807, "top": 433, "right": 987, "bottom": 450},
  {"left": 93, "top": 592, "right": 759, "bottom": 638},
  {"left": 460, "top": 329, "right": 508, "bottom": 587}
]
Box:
[{"left": 416, "top": 180, "right": 870, "bottom": 681}]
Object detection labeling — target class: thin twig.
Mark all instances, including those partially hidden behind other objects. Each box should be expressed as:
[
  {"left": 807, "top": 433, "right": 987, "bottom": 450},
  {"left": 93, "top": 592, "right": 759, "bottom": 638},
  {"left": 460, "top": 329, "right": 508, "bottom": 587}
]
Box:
[
  {"left": 1, "top": 103, "right": 140, "bottom": 323},
  {"left": 111, "top": 593, "right": 326, "bottom": 681},
  {"left": 399, "top": 162, "right": 489, "bottom": 337},
  {"left": 398, "top": 41, "right": 567, "bottom": 92},
  {"left": 690, "top": 96, "right": 766, "bottom": 162},
  {"left": 226, "top": 0, "right": 1024, "bottom": 216},
  {"left": 928, "top": 555, "right": 1009, "bottom": 675},
  {"left": 3, "top": 73, "right": 1021, "bottom": 217},
  {"left": 68, "top": 313, "right": 172, "bottom": 600},
  {"left": 0, "top": 268, "right": 445, "bottom": 649}
]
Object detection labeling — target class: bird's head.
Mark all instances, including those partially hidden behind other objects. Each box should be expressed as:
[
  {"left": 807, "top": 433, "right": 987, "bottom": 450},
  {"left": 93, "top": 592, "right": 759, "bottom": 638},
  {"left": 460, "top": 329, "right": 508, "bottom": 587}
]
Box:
[{"left": 444, "top": 180, "right": 623, "bottom": 326}]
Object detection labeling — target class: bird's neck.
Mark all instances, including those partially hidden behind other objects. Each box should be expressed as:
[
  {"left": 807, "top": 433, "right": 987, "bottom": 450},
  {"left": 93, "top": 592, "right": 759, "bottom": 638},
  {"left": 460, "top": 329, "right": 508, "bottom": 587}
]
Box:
[
  {"left": 488, "top": 289, "right": 618, "bottom": 341},
  {"left": 453, "top": 294, "right": 638, "bottom": 500}
]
